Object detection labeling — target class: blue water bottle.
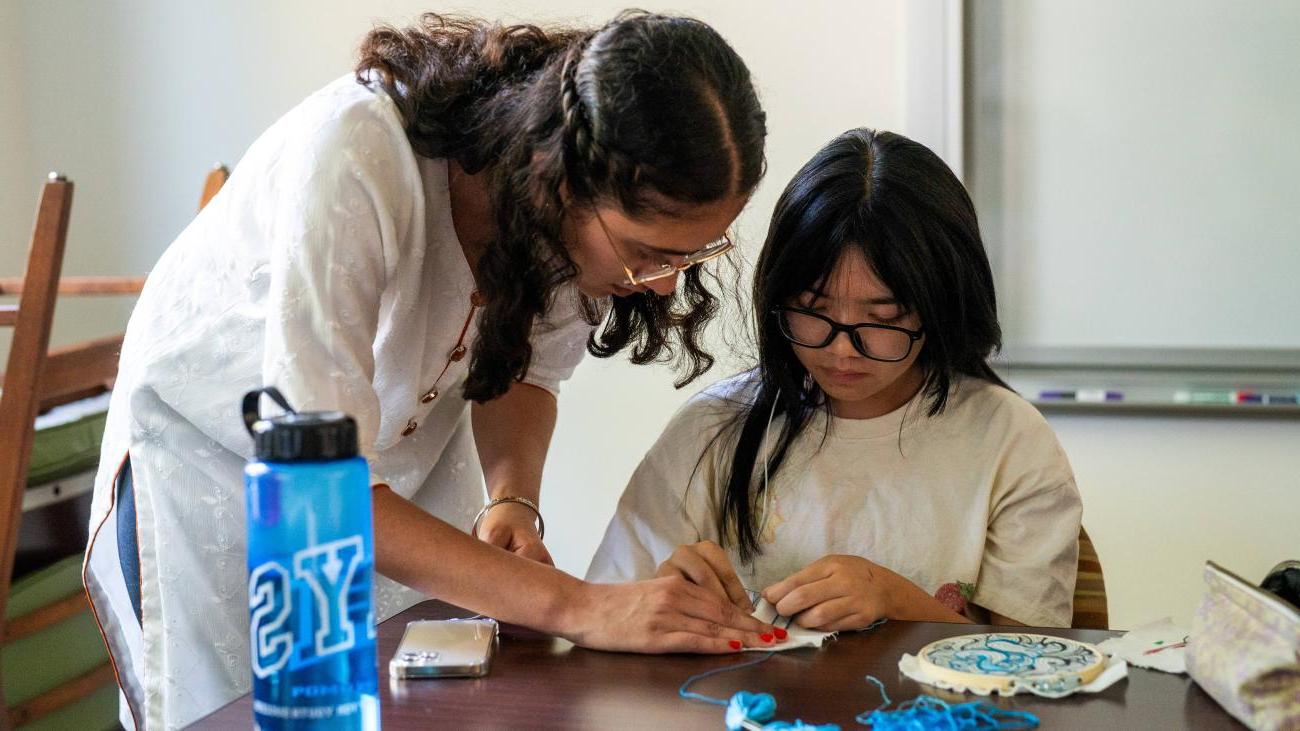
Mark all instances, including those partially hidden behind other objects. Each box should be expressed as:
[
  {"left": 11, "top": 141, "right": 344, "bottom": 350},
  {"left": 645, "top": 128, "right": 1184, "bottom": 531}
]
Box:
[{"left": 242, "top": 387, "right": 379, "bottom": 730}]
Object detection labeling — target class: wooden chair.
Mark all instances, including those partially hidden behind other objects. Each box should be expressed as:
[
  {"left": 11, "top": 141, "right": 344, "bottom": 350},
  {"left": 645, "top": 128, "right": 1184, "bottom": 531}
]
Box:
[
  {"left": 199, "top": 163, "right": 229, "bottom": 210},
  {"left": 0, "top": 175, "right": 122, "bottom": 728},
  {"left": 1072, "top": 526, "right": 1109, "bottom": 629},
  {"left": 0, "top": 165, "right": 228, "bottom": 728}
]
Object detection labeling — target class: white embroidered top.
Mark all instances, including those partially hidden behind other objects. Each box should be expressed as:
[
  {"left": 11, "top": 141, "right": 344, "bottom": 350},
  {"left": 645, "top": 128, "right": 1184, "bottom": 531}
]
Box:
[
  {"left": 84, "top": 75, "right": 593, "bottom": 729},
  {"left": 586, "top": 374, "right": 1082, "bottom": 630}
]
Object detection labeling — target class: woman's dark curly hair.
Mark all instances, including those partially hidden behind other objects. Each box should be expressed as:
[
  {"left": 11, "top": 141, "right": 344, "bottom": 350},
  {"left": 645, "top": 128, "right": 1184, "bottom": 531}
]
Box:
[{"left": 357, "top": 11, "right": 767, "bottom": 402}]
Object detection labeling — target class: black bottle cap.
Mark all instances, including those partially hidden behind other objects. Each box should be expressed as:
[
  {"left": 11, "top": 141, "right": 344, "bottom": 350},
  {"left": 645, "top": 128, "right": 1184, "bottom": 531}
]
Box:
[{"left": 242, "top": 387, "right": 359, "bottom": 462}]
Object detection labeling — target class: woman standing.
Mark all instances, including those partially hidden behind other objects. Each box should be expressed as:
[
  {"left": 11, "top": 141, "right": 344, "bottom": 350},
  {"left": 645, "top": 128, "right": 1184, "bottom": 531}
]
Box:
[{"left": 84, "top": 12, "right": 771, "bottom": 728}]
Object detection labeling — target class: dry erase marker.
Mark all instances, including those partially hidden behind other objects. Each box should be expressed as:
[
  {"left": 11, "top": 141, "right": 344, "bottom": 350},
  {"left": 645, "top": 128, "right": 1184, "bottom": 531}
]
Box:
[
  {"left": 1174, "top": 391, "right": 1234, "bottom": 405},
  {"left": 1235, "top": 391, "right": 1264, "bottom": 404},
  {"left": 1076, "top": 389, "right": 1123, "bottom": 403},
  {"left": 1038, "top": 389, "right": 1122, "bottom": 402},
  {"left": 1264, "top": 393, "right": 1299, "bottom": 405}
]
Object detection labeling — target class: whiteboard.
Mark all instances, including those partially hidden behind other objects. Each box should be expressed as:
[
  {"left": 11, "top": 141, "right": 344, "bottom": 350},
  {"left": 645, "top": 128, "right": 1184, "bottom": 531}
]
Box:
[{"left": 965, "top": 1, "right": 1300, "bottom": 363}]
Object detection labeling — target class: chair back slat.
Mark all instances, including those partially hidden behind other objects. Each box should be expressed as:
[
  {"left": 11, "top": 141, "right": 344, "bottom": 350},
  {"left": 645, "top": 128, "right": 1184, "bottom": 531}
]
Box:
[
  {"left": 1072, "top": 526, "right": 1109, "bottom": 629},
  {"left": 30, "top": 335, "right": 124, "bottom": 409},
  {"left": 0, "top": 276, "right": 145, "bottom": 297},
  {"left": 0, "top": 177, "right": 74, "bottom": 629},
  {"left": 199, "top": 164, "right": 229, "bottom": 211},
  {"left": 6, "top": 663, "right": 116, "bottom": 727}
]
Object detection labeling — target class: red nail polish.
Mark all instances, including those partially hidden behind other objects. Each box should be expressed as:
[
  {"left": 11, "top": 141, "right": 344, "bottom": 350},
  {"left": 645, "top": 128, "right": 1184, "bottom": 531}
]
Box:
[
  {"left": 728, "top": 639, "right": 742, "bottom": 650},
  {"left": 774, "top": 628, "right": 788, "bottom": 640},
  {"left": 760, "top": 633, "right": 774, "bottom": 643}
]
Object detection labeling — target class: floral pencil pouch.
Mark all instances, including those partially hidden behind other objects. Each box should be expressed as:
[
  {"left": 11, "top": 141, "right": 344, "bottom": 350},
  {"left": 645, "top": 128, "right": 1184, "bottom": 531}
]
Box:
[{"left": 1186, "top": 560, "right": 1300, "bottom": 730}]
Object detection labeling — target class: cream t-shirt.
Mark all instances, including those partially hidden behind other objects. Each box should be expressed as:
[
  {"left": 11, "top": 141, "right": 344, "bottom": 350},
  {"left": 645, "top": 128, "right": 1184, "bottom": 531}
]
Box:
[{"left": 587, "top": 373, "right": 1082, "bottom": 628}]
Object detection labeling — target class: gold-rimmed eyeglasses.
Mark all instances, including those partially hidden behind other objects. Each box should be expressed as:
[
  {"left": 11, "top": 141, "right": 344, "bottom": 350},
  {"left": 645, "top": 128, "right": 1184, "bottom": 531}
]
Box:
[{"left": 593, "top": 210, "right": 735, "bottom": 287}]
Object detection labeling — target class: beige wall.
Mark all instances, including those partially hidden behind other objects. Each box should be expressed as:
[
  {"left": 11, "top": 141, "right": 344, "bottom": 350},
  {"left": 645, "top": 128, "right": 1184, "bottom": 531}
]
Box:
[
  {"left": 1, "top": 0, "right": 31, "bottom": 355},
  {"left": 1049, "top": 413, "right": 1300, "bottom": 629},
  {"left": 3, "top": 0, "right": 1292, "bottom": 632}
]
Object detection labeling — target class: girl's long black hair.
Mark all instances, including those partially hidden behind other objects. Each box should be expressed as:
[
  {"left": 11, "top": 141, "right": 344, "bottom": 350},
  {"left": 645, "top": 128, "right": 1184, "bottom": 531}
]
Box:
[
  {"left": 715, "top": 128, "right": 1007, "bottom": 563},
  {"left": 357, "top": 12, "right": 766, "bottom": 402}
]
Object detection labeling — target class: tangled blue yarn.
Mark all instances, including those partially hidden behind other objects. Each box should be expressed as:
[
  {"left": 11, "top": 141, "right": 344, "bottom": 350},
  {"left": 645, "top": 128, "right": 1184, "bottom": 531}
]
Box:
[
  {"left": 860, "top": 695, "right": 1039, "bottom": 730},
  {"left": 857, "top": 675, "right": 1039, "bottom": 730}
]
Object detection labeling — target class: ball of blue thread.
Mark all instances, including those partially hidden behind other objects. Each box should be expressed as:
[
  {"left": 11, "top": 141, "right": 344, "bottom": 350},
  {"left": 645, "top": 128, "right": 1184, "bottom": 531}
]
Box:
[{"left": 726, "top": 691, "right": 837, "bottom": 730}]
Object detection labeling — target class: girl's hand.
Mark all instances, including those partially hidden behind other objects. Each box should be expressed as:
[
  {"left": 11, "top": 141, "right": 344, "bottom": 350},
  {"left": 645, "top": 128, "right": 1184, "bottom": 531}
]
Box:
[
  {"left": 475, "top": 502, "right": 553, "bottom": 565},
  {"left": 564, "top": 576, "right": 777, "bottom": 653},
  {"left": 762, "top": 554, "right": 915, "bottom": 631},
  {"left": 655, "top": 540, "right": 753, "bottom": 611}
]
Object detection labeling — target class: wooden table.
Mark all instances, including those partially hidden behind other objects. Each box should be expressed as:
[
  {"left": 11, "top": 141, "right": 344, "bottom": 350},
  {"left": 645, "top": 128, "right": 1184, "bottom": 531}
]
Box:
[{"left": 195, "top": 600, "right": 1241, "bottom": 729}]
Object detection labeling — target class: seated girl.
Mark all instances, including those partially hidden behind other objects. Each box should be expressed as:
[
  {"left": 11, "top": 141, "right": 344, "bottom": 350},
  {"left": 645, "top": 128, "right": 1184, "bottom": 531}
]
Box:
[{"left": 586, "top": 128, "right": 1082, "bottom": 630}]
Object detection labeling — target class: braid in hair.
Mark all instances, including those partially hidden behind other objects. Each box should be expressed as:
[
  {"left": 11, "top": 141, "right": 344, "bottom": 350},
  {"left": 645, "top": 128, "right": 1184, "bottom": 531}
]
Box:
[{"left": 560, "top": 35, "right": 622, "bottom": 201}]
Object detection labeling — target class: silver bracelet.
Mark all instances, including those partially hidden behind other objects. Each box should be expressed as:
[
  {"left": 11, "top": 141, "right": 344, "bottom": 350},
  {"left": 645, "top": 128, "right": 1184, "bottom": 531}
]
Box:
[{"left": 471, "top": 496, "right": 545, "bottom": 540}]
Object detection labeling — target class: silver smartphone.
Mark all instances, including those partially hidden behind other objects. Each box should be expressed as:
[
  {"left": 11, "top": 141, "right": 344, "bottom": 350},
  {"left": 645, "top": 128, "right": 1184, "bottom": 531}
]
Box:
[{"left": 388, "top": 618, "right": 497, "bottom": 679}]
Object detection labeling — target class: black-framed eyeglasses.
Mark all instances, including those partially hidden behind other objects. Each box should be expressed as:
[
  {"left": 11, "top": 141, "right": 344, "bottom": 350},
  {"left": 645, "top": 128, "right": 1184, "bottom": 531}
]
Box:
[{"left": 772, "top": 306, "right": 924, "bottom": 362}]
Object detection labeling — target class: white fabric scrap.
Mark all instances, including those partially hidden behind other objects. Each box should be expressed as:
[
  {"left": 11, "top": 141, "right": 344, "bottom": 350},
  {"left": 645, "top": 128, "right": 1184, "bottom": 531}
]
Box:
[
  {"left": 746, "top": 598, "right": 836, "bottom": 651},
  {"left": 1095, "top": 617, "right": 1189, "bottom": 674},
  {"left": 898, "top": 652, "right": 1128, "bottom": 697}
]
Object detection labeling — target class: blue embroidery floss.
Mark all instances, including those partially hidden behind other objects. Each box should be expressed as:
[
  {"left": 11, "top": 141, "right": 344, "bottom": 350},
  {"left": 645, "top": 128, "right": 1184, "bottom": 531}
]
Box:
[
  {"left": 677, "top": 652, "right": 840, "bottom": 730},
  {"left": 678, "top": 651, "right": 776, "bottom": 707},
  {"left": 856, "top": 674, "right": 1041, "bottom": 730},
  {"left": 678, "top": 619, "right": 898, "bottom": 730}
]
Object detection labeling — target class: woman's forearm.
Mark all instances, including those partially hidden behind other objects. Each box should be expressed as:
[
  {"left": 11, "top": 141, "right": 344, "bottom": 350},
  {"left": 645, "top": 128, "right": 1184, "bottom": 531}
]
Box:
[
  {"left": 371, "top": 485, "right": 581, "bottom": 634},
  {"left": 471, "top": 382, "right": 557, "bottom": 502}
]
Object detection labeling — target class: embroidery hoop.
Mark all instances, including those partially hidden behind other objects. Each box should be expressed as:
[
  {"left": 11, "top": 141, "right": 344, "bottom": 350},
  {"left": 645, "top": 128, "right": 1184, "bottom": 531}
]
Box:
[{"left": 917, "top": 632, "right": 1106, "bottom": 696}]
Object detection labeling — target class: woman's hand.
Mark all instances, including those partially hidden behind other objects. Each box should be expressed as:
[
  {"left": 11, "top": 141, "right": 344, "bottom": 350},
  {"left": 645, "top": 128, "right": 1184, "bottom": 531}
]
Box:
[
  {"left": 762, "top": 554, "right": 949, "bottom": 631},
  {"left": 475, "top": 502, "right": 553, "bottom": 565},
  {"left": 654, "top": 540, "right": 752, "bottom": 611},
  {"left": 563, "top": 576, "right": 779, "bottom": 653}
]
